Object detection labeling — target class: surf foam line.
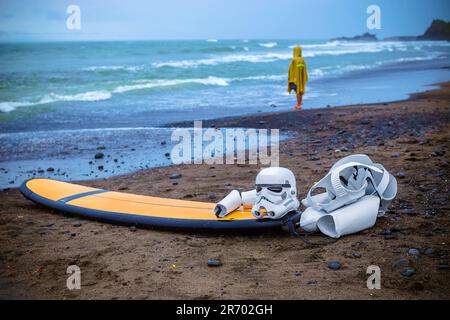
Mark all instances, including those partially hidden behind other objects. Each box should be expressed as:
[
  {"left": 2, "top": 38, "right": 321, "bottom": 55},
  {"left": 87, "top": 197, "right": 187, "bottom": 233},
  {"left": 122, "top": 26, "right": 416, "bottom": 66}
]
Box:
[
  {"left": 151, "top": 46, "right": 389, "bottom": 69},
  {"left": 0, "top": 77, "right": 229, "bottom": 112},
  {"left": 0, "top": 127, "right": 175, "bottom": 138}
]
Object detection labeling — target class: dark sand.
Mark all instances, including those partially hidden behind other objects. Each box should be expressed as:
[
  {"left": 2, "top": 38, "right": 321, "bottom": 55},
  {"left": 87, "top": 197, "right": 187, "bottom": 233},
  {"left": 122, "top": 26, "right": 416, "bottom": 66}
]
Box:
[{"left": 0, "top": 83, "right": 449, "bottom": 299}]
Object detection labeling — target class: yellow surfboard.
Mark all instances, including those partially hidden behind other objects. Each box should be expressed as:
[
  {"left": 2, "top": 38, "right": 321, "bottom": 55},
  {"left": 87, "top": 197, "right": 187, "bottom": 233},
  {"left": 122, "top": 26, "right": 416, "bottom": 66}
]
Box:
[{"left": 20, "top": 178, "right": 285, "bottom": 230}]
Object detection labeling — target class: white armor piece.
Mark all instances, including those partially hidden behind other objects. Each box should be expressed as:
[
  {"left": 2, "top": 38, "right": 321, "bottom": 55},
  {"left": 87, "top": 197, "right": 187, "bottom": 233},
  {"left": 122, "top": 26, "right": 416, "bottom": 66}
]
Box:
[
  {"left": 252, "top": 167, "right": 300, "bottom": 219},
  {"left": 214, "top": 190, "right": 256, "bottom": 218}
]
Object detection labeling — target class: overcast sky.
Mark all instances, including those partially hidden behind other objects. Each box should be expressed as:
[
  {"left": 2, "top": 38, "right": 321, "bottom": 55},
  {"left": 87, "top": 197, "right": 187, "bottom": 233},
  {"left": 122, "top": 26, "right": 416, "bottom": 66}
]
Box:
[{"left": 1, "top": 0, "right": 449, "bottom": 41}]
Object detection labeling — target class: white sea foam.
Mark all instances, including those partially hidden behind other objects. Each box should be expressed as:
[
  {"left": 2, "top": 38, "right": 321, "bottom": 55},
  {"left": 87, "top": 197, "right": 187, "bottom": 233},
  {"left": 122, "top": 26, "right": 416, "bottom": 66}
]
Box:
[
  {"left": 259, "top": 42, "right": 278, "bottom": 48},
  {"left": 152, "top": 52, "right": 292, "bottom": 68},
  {"left": 207, "top": 39, "right": 218, "bottom": 42},
  {"left": 83, "top": 65, "right": 144, "bottom": 72},
  {"left": 0, "top": 96, "right": 54, "bottom": 113},
  {"left": 113, "top": 76, "right": 230, "bottom": 93},
  {"left": 49, "top": 91, "right": 112, "bottom": 102},
  {"left": 0, "top": 91, "right": 111, "bottom": 112},
  {"left": 152, "top": 44, "right": 398, "bottom": 69}
]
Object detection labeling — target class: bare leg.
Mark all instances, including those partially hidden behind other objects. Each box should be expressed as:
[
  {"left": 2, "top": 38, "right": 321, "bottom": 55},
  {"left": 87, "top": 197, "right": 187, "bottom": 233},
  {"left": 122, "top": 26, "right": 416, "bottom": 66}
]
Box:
[{"left": 295, "top": 93, "right": 303, "bottom": 110}]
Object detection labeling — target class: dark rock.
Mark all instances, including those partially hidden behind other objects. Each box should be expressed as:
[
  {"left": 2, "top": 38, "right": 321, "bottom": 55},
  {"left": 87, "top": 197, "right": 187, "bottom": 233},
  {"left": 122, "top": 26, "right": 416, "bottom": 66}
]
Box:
[
  {"left": 436, "top": 264, "right": 449, "bottom": 270},
  {"left": 384, "top": 234, "right": 397, "bottom": 240},
  {"left": 352, "top": 252, "right": 362, "bottom": 258},
  {"left": 73, "top": 221, "right": 82, "bottom": 227},
  {"left": 97, "top": 146, "right": 106, "bottom": 150},
  {"left": 160, "top": 141, "right": 167, "bottom": 145},
  {"left": 401, "top": 267, "right": 416, "bottom": 278},
  {"left": 208, "top": 192, "right": 217, "bottom": 200},
  {"left": 307, "top": 280, "right": 318, "bottom": 285},
  {"left": 419, "top": 19, "right": 450, "bottom": 41},
  {"left": 94, "top": 152, "right": 104, "bottom": 159},
  {"left": 328, "top": 260, "right": 341, "bottom": 270},
  {"left": 98, "top": 165, "right": 104, "bottom": 171},
  {"left": 391, "top": 152, "right": 400, "bottom": 158},
  {"left": 331, "top": 32, "right": 378, "bottom": 42},
  {"left": 207, "top": 258, "right": 222, "bottom": 267},
  {"left": 130, "top": 226, "right": 137, "bottom": 232},
  {"left": 170, "top": 173, "right": 182, "bottom": 179},
  {"left": 392, "top": 258, "right": 409, "bottom": 269},
  {"left": 183, "top": 194, "right": 193, "bottom": 199},
  {"left": 46, "top": 167, "right": 55, "bottom": 172},
  {"left": 424, "top": 247, "right": 435, "bottom": 255},
  {"left": 408, "top": 248, "right": 420, "bottom": 256}
]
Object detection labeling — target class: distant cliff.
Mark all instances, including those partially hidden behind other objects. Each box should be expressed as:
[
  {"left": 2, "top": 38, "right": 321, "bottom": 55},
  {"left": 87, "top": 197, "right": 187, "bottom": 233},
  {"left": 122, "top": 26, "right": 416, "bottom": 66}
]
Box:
[
  {"left": 419, "top": 19, "right": 450, "bottom": 40},
  {"left": 332, "top": 20, "right": 450, "bottom": 42},
  {"left": 331, "top": 32, "right": 378, "bottom": 42}
]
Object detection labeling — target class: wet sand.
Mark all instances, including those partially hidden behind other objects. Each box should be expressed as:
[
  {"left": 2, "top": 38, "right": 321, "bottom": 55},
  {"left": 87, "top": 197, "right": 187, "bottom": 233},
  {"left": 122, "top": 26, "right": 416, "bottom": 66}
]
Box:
[{"left": 0, "top": 83, "right": 449, "bottom": 299}]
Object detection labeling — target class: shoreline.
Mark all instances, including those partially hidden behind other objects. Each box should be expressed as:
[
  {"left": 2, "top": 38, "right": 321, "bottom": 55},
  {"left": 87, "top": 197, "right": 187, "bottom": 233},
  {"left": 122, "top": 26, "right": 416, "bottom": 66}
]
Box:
[
  {"left": 1, "top": 76, "right": 446, "bottom": 190},
  {"left": 0, "top": 82, "right": 449, "bottom": 299}
]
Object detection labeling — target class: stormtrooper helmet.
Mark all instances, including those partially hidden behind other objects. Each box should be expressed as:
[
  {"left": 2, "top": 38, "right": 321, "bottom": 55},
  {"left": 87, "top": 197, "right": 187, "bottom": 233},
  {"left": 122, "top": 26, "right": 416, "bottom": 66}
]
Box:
[{"left": 252, "top": 167, "right": 300, "bottom": 219}]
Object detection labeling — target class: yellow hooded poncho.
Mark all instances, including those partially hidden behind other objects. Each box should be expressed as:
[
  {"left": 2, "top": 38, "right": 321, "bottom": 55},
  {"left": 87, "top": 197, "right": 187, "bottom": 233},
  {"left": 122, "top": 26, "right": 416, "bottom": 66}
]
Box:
[{"left": 288, "top": 46, "right": 308, "bottom": 95}]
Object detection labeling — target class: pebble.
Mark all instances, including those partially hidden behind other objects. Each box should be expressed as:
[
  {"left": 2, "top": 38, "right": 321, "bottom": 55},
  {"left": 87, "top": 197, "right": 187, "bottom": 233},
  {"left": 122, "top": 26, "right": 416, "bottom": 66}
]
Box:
[
  {"left": 391, "top": 152, "right": 400, "bottom": 158},
  {"left": 130, "top": 226, "right": 137, "bottom": 232},
  {"left": 396, "top": 172, "right": 406, "bottom": 179},
  {"left": 98, "top": 165, "right": 104, "bottom": 171},
  {"left": 392, "top": 258, "right": 409, "bottom": 269},
  {"left": 401, "top": 267, "right": 416, "bottom": 278},
  {"left": 307, "top": 280, "right": 318, "bottom": 285},
  {"left": 408, "top": 248, "right": 420, "bottom": 256},
  {"left": 208, "top": 192, "right": 217, "bottom": 200},
  {"left": 46, "top": 167, "right": 55, "bottom": 172},
  {"left": 73, "top": 221, "right": 81, "bottom": 227},
  {"left": 94, "top": 152, "right": 104, "bottom": 159},
  {"left": 352, "top": 252, "right": 362, "bottom": 258},
  {"left": 328, "top": 261, "right": 341, "bottom": 270},
  {"left": 170, "top": 173, "right": 182, "bottom": 179},
  {"left": 207, "top": 258, "right": 222, "bottom": 267},
  {"left": 424, "top": 247, "right": 435, "bottom": 255}
]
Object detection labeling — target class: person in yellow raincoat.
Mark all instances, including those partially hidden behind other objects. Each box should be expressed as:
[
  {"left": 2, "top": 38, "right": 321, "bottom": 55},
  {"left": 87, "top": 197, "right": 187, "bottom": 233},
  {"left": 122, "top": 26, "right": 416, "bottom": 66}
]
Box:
[{"left": 288, "top": 46, "right": 308, "bottom": 110}]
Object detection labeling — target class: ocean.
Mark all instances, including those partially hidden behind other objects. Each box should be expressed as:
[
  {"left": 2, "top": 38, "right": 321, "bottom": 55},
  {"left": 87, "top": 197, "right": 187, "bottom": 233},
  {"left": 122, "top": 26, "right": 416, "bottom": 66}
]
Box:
[{"left": 1, "top": 39, "right": 449, "bottom": 187}]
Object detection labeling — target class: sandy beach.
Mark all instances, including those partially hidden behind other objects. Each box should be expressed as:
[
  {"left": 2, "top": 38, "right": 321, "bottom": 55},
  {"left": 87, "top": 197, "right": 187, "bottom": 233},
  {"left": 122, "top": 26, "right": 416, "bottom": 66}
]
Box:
[{"left": 0, "top": 82, "right": 449, "bottom": 300}]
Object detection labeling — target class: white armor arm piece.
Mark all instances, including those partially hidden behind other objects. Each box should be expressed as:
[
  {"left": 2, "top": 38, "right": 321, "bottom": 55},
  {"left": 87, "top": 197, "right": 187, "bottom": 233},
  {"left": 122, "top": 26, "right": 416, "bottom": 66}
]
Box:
[{"left": 214, "top": 189, "right": 256, "bottom": 218}]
